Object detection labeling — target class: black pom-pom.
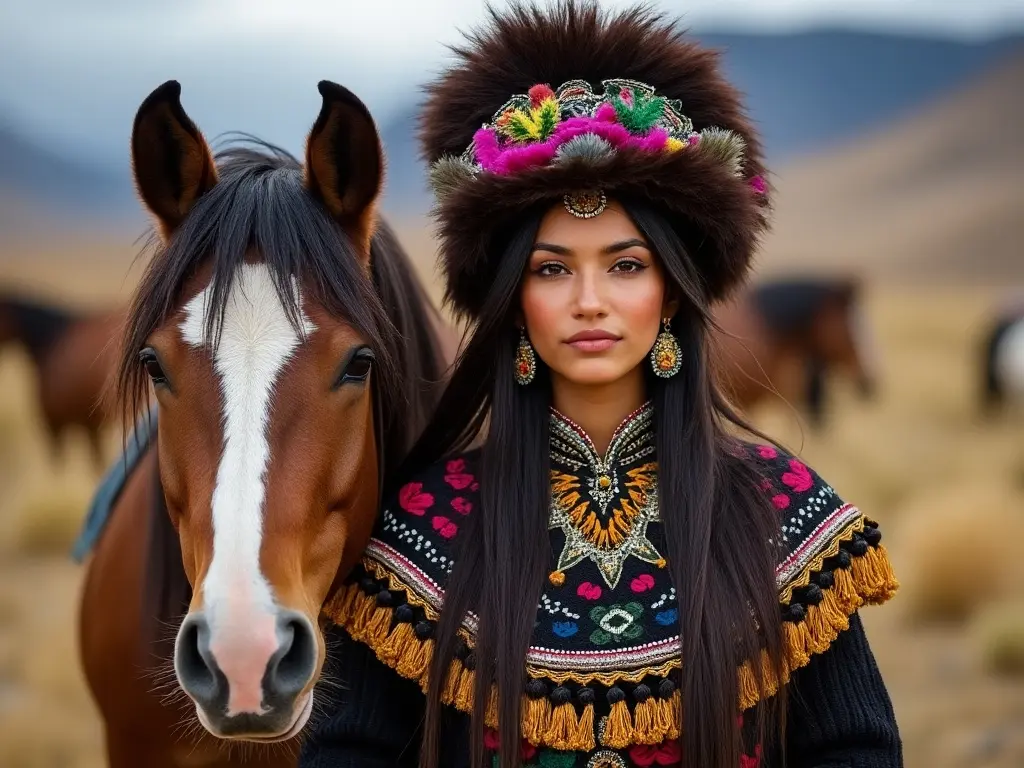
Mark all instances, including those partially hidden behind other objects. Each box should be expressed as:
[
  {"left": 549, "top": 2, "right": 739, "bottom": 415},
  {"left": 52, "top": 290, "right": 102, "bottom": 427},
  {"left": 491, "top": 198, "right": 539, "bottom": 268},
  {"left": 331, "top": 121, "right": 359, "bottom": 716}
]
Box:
[
  {"left": 360, "top": 576, "right": 381, "bottom": 594},
  {"left": 848, "top": 537, "right": 869, "bottom": 557},
  {"left": 607, "top": 686, "right": 626, "bottom": 704},
  {"left": 785, "top": 602, "right": 806, "bottom": 622},
  {"left": 375, "top": 589, "right": 394, "bottom": 607},
  {"left": 526, "top": 679, "right": 548, "bottom": 699},
  {"left": 657, "top": 679, "right": 676, "bottom": 699},
  {"left": 463, "top": 652, "right": 477, "bottom": 671},
  {"left": 836, "top": 550, "right": 852, "bottom": 569},
  {"left": 414, "top": 621, "right": 434, "bottom": 640},
  {"left": 454, "top": 638, "right": 470, "bottom": 660},
  {"left": 816, "top": 570, "right": 835, "bottom": 589},
  {"left": 863, "top": 527, "right": 882, "bottom": 546},
  {"left": 578, "top": 687, "right": 595, "bottom": 705},
  {"left": 394, "top": 604, "right": 415, "bottom": 623},
  {"left": 803, "top": 584, "right": 823, "bottom": 605},
  {"left": 633, "top": 684, "right": 652, "bottom": 703},
  {"left": 550, "top": 686, "right": 572, "bottom": 705}
]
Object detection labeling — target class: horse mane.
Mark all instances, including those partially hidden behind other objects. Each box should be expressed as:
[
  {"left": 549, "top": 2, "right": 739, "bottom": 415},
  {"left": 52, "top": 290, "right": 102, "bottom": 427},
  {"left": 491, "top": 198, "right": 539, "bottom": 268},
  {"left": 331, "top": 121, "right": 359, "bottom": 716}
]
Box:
[
  {"left": 0, "top": 293, "right": 77, "bottom": 361},
  {"left": 126, "top": 137, "right": 448, "bottom": 653},
  {"left": 751, "top": 278, "right": 854, "bottom": 337}
]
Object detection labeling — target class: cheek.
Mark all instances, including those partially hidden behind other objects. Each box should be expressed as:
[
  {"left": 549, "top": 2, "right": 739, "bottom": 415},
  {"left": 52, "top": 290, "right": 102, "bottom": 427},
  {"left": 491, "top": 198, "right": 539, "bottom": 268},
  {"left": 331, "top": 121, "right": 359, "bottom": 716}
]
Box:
[
  {"left": 520, "top": 279, "right": 566, "bottom": 351},
  {"left": 617, "top": 277, "right": 668, "bottom": 345}
]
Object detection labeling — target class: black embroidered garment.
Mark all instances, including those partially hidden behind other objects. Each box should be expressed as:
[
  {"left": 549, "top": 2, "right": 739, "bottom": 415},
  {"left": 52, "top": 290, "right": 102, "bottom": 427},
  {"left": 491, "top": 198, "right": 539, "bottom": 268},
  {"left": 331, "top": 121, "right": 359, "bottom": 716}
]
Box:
[{"left": 321, "top": 404, "right": 899, "bottom": 766}]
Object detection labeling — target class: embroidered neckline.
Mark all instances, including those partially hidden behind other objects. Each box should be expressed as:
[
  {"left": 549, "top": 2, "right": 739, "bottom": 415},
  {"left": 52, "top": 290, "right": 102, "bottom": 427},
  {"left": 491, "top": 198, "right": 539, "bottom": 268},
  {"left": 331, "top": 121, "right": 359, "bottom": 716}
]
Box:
[{"left": 548, "top": 402, "right": 663, "bottom": 589}]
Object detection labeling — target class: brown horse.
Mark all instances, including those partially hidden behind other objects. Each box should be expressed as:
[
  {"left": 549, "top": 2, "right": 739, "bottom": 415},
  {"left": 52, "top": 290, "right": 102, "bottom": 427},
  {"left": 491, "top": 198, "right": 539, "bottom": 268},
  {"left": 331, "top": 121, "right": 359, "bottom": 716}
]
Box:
[
  {"left": 0, "top": 293, "right": 124, "bottom": 467},
  {"left": 77, "top": 80, "right": 454, "bottom": 767},
  {"left": 711, "top": 276, "right": 880, "bottom": 427}
]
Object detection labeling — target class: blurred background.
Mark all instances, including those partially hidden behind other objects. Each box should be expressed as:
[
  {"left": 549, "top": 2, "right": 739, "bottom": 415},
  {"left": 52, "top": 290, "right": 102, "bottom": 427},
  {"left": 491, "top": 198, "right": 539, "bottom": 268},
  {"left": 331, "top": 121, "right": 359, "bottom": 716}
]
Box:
[{"left": 1, "top": 1, "right": 1023, "bottom": 766}]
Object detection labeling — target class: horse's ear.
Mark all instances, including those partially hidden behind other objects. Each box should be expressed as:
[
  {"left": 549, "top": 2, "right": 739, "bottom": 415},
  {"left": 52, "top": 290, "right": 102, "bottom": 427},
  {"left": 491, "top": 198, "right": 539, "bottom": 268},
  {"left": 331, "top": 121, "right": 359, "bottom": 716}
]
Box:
[
  {"left": 304, "top": 81, "right": 383, "bottom": 259},
  {"left": 836, "top": 275, "right": 862, "bottom": 306},
  {"left": 130, "top": 81, "right": 218, "bottom": 240}
]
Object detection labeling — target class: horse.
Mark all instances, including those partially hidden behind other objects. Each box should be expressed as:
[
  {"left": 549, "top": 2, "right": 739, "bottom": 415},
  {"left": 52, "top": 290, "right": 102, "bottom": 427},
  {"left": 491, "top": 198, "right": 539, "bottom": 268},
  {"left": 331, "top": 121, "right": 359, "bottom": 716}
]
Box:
[
  {"left": 0, "top": 293, "right": 124, "bottom": 468},
  {"left": 76, "top": 80, "right": 456, "bottom": 768},
  {"left": 979, "top": 299, "right": 1024, "bottom": 415},
  {"left": 711, "top": 276, "right": 880, "bottom": 427}
]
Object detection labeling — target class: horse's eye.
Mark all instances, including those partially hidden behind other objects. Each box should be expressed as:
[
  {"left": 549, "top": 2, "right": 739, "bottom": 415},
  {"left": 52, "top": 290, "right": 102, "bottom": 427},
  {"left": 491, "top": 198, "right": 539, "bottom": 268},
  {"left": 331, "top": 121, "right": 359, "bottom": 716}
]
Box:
[
  {"left": 139, "top": 348, "right": 167, "bottom": 386},
  {"left": 341, "top": 349, "right": 374, "bottom": 384}
]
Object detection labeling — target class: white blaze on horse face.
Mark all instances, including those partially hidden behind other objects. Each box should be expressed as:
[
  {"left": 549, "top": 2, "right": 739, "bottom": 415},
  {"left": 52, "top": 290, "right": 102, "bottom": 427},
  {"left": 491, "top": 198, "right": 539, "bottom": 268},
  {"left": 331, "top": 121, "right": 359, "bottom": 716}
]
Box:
[
  {"left": 180, "top": 263, "right": 315, "bottom": 715},
  {"left": 996, "top": 320, "right": 1024, "bottom": 397}
]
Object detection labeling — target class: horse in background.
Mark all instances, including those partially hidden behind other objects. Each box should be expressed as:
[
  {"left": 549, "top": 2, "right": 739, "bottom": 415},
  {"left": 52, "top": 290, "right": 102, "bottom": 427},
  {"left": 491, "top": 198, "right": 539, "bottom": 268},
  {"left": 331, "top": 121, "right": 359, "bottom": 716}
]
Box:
[
  {"left": 0, "top": 293, "right": 124, "bottom": 468},
  {"left": 712, "top": 276, "right": 880, "bottom": 428},
  {"left": 979, "top": 299, "right": 1024, "bottom": 415},
  {"left": 77, "top": 80, "right": 454, "bottom": 767}
]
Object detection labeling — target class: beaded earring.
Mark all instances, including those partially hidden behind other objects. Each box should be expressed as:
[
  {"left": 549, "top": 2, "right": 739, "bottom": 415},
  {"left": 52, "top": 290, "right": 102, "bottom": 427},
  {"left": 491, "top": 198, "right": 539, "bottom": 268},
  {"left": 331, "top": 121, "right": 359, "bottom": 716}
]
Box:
[
  {"left": 514, "top": 328, "right": 537, "bottom": 385},
  {"left": 650, "top": 318, "right": 682, "bottom": 378}
]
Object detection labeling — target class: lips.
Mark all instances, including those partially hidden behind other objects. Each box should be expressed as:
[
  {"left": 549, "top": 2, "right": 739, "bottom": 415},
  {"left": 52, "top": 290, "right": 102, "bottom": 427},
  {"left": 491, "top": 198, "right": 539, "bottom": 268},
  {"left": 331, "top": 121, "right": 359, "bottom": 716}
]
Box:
[{"left": 565, "top": 329, "right": 621, "bottom": 353}]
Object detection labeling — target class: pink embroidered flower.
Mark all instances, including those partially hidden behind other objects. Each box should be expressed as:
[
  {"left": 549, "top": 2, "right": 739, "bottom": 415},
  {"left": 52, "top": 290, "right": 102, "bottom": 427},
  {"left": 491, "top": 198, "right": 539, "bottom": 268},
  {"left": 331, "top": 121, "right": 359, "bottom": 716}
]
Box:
[
  {"left": 740, "top": 744, "right": 763, "bottom": 768},
  {"left": 444, "top": 458, "right": 475, "bottom": 490},
  {"left": 432, "top": 515, "right": 458, "bottom": 539},
  {"left": 630, "top": 573, "right": 656, "bottom": 593},
  {"left": 750, "top": 175, "right": 767, "bottom": 195},
  {"left": 629, "top": 739, "right": 682, "bottom": 766},
  {"left": 482, "top": 729, "right": 535, "bottom": 759},
  {"left": 759, "top": 478, "right": 773, "bottom": 491},
  {"left": 398, "top": 483, "right": 434, "bottom": 516},
  {"left": 577, "top": 582, "right": 602, "bottom": 601},
  {"left": 757, "top": 445, "right": 778, "bottom": 459},
  {"left": 772, "top": 494, "right": 791, "bottom": 510},
  {"left": 451, "top": 497, "right": 473, "bottom": 516},
  {"left": 782, "top": 459, "right": 812, "bottom": 492}
]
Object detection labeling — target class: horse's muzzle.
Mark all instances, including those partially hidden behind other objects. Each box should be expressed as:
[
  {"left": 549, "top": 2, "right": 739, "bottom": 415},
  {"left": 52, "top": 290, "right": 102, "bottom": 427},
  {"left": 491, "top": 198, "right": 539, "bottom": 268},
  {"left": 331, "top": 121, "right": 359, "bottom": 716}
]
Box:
[{"left": 174, "top": 608, "right": 317, "bottom": 739}]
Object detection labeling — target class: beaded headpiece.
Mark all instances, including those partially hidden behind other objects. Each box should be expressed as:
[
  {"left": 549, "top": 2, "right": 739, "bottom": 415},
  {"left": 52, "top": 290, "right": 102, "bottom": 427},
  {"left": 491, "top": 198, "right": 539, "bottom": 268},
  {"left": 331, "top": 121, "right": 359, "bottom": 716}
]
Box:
[{"left": 418, "top": 0, "right": 773, "bottom": 321}]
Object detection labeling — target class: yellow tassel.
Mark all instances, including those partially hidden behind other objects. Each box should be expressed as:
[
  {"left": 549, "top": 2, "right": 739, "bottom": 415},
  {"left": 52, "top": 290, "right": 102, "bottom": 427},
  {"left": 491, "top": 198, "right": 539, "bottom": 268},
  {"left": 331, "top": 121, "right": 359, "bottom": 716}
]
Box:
[
  {"left": 543, "top": 702, "right": 577, "bottom": 750},
  {"left": 377, "top": 621, "right": 416, "bottom": 666},
  {"left": 830, "top": 566, "right": 862, "bottom": 613},
  {"left": 737, "top": 661, "right": 760, "bottom": 711},
  {"left": 442, "top": 660, "right": 464, "bottom": 705},
  {"left": 325, "top": 583, "right": 360, "bottom": 626},
  {"left": 485, "top": 686, "right": 500, "bottom": 729},
  {"left": 652, "top": 695, "right": 674, "bottom": 743},
  {"left": 601, "top": 698, "right": 634, "bottom": 749},
  {"left": 665, "top": 690, "right": 681, "bottom": 741},
  {"left": 521, "top": 695, "right": 552, "bottom": 746},
  {"left": 397, "top": 636, "right": 433, "bottom": 681},
  {"left": 632, "top": 698, "right": 661, "bottom": 745},
  {"left": 365, "top": 606, "right": 393, "bottom": 645},
  {"left": 455, "top": 665, "right": 475, "bottom": 711},
  {"left": 853, "top": 545, "right": 899, "bottom": 603},
  {"left": 573, "top": 702, "right": 596, "bottom": 751},
  {"left": 805, "top": 595, "right": 844, "bottom": 655},
  {"left": 347, "top": 593, "right": 377, "bottom": 642},
  {"left": 782, "top": 620, "right": 813, "bottom": 670}
]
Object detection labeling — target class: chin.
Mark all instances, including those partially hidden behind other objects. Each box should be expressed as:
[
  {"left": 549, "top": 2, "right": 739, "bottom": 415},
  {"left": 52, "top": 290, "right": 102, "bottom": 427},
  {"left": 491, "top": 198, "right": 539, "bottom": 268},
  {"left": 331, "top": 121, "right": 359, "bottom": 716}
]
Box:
[{"left": 557, "top": 363, "right": 634, "bottom": 387}]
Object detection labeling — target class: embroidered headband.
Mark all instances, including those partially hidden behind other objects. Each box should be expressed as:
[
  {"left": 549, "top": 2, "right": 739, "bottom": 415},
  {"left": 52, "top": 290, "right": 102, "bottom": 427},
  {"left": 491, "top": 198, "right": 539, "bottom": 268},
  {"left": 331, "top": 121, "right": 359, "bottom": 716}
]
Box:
[{"left": 428, "top": 78, "right": 767, "bottom": 217}]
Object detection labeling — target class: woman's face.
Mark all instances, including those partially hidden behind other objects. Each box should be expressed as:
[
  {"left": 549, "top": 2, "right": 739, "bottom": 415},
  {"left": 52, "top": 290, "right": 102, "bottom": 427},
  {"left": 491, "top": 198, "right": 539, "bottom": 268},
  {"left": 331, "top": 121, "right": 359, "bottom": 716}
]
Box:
[{"left": 520, "top": 200, "right": 673, "bottom": 388}]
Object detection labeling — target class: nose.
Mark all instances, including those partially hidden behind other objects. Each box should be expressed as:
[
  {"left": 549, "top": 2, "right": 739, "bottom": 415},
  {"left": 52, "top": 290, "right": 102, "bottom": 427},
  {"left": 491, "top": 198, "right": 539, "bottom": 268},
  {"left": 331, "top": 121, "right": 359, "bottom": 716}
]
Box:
[
  {"left": 571, "top": 268, "right": 606, "bottom": 318},
  {"left": 175, "top": 608, "right": 317, "bottom": 737}
]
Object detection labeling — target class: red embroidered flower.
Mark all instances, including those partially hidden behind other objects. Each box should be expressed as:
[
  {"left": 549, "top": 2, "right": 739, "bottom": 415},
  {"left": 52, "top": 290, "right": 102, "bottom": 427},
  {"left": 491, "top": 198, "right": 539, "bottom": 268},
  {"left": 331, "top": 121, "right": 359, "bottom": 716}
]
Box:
[
  {"left": 528, "top": 83, "right": 555, "bottom": 107},
  {"left": 444, "top": 458, "right": 475, "bottom": 490},
  {"left": 630, "top": 573, "right": 655, "bottom": 593},
  {"left": 757, "top": 445, "right": 778, "bottom": 459},
  {"left": 398, "top": 483, "right": 434, "bottom": 515},
  {"left": 629, "top": 739, "right": 681, "bottom": 766},
  {"left": 482, "top": 729, "right": 535, "bottom": 759},
  {"left": 451, "top": 497, "right": 473, "bottom": 515},
  {"left": 782, "top": 459, "right": 812, "bottom": 492},
  {"left": 577, "top": 582, "right": 602, "bottom": 601},
  {"left": 432, "top": 516, "right": 458, "bottom": 539},
  {"left": 740, "top": 744, "right": 763, "bottom": 768},
  {"left": 772, "top": 494, "right": 791, "bottom": 510},
  {"left": 759, "top": 478, "right": 773, "bottom": 491}
]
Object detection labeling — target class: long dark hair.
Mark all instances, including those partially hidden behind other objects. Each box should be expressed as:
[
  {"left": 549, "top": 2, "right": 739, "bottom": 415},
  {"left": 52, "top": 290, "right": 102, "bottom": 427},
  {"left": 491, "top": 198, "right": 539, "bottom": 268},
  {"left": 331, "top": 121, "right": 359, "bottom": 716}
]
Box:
[{"left": 402, "top": 198, "right": 786, "bottom": 768}]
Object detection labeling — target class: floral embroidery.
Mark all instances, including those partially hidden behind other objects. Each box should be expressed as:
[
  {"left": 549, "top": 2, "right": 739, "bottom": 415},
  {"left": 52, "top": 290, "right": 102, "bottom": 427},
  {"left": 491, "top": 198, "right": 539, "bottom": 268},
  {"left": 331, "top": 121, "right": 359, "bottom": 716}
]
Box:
[
  {"left": 782, "top": 459, "right": 812, "bottom": 492},
  {"left": 757, "top": 445, "right": 778, "bottom": 459},
  {"left": 538, "top": 749, "right": 577, "bottom": 768},
  {"left": 577, "top": 582, "right": 603, "bottom": 601},
  {"left": 654, "top": 609, "right": 678, "bottom": 626},
  {"left": 629, "top": 739, "right": 681, "bottom": 766},
  {"left": 451, "top": 496, "right": 473, "bottom": 515},
  {"left": 772, "top": 494, "right": 790, "bottom": 510},
  {"left": 630, "top": 573, "right": 655, "bottom": 593},
  {"left": 548, "top": 403, "right": 663, "bottom": 589},
  {"left": 445, "top": 458, "right": 475, "bottom": 490},
  {"left": 740, "top": 744, "right": 763, "bottom": 768},
  {"left": 589, "top": 602, "right": 644, "bottom": 645},
  {"left": 399, "top": 483, "right": 434, "bottom": 515},
  {"left": 431, "top": 515, "right": 458, "bottom": 539},
  {"left": 552, "top": 621, "right": 579, "bottom": 638}
]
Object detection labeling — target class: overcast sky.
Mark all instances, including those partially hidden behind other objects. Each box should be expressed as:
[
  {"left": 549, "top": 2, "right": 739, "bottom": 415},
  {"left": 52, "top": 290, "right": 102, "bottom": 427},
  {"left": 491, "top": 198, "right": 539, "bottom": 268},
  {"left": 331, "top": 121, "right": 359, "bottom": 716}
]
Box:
[{"left": 2, "top": 0, "right": 1023, "bottom": 167}]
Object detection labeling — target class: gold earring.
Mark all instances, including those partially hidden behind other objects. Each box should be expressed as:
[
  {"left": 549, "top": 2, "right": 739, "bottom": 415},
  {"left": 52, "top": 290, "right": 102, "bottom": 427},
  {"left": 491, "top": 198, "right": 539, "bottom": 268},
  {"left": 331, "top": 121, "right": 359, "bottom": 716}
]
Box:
[
  {"left": 514, "top": 328, "right": 537, "bottom": 385},
  {"left": 650, "top": 318, "right": 682, "bottom": 378}
]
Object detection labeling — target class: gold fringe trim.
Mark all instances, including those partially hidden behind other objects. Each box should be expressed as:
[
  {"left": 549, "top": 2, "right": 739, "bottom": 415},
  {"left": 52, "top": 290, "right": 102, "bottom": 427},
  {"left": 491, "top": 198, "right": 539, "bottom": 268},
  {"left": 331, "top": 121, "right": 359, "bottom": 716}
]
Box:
[{"left": 323, "top": 534, "right": 898, "bottom": 749}]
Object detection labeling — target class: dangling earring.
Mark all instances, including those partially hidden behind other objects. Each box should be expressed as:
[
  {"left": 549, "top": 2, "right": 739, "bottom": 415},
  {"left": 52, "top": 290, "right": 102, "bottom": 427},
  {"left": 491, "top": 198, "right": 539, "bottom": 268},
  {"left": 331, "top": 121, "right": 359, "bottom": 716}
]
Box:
[
  {"left": 514, "top": 328, "right": 537, "bottom": 385},
  {"left": 650, "top": 318, "right": 682, "bottom": 378}
]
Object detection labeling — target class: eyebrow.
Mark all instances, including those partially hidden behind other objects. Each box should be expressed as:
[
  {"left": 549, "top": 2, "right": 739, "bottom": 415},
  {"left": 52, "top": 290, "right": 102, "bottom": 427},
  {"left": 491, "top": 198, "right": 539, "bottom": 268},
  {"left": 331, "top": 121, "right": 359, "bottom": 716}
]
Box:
[{"left": 531, "top": 238, "right": 650, "bottom": 256}]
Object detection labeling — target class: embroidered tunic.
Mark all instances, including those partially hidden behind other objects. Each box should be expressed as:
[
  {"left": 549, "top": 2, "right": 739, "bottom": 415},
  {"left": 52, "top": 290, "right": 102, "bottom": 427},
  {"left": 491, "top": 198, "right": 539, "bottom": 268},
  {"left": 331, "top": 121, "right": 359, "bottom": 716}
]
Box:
[{"left": 312, "top": 404, "right": 900, "bottom": 767}]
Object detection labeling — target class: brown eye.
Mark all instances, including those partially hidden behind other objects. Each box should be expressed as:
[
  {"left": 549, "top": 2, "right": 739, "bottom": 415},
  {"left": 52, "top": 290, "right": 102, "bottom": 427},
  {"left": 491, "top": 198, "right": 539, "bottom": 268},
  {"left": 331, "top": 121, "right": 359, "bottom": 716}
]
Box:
[
  {"left": 139, "top": 348, "right": 168, "bottom": 386},
  {"left": 339, "top": 348, "right": 374, "bottom": 385}
]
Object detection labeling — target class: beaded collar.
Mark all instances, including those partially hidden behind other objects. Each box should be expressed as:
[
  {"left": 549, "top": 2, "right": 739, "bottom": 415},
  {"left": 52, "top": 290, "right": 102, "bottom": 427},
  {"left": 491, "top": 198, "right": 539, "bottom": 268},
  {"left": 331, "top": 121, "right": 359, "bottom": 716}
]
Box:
[{"left": 323, "top": 413, "right": 899, "bottom": 761}]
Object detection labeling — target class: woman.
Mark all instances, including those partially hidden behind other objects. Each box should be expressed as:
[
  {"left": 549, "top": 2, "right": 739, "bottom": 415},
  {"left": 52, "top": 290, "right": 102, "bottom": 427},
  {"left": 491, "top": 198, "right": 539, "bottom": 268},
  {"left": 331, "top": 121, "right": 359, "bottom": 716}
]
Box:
[{"left": 303, "top": 3, "right": 901, "bottom": 767}]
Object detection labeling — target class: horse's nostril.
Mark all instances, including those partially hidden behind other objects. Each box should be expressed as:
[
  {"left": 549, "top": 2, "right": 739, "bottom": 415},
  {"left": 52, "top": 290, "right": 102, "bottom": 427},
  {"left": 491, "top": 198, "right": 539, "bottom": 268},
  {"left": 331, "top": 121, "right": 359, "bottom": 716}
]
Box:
[
  {"left": 265, "top": 611, "right": 316, "bottom": 700},
  {"left": 175, "top": 613, "right": 220, "bottom": 706}
]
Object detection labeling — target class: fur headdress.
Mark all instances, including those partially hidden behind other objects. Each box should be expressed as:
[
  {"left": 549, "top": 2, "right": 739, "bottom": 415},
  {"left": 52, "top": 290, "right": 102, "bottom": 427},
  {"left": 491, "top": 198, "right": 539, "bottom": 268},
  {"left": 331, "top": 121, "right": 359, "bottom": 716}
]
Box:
[{"left": 419, "top": 0, "right": 771, "bottom": 320}]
